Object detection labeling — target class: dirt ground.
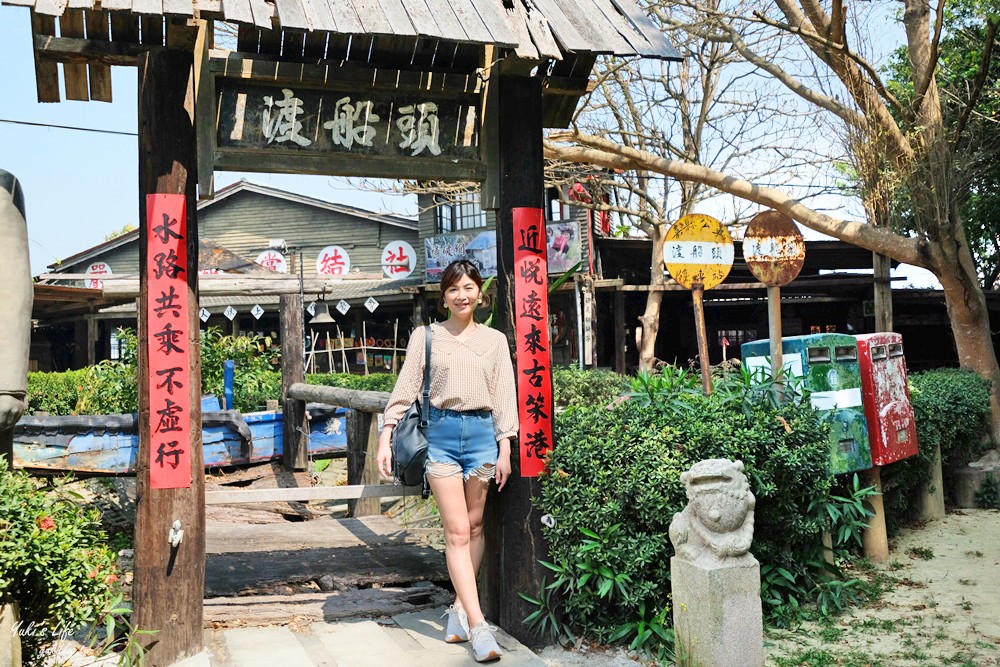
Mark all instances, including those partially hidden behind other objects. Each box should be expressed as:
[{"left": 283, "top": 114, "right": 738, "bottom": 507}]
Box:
[{"left": 765, "top": 509, "right": 1000, "bottom": 666}]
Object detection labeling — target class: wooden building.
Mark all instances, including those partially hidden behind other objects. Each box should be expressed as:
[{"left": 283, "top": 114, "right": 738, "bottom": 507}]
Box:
[{"left": 37, "top": 180, "right": 420, "bottom": 371}]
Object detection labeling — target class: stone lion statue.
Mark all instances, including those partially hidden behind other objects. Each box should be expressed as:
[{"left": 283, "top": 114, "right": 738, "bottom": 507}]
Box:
[
  {"left": 0, "top": 169, "right": 31, "bottom": 434},
  {"left": 669, "top": 459, "right": 757, "bottom": 566}
]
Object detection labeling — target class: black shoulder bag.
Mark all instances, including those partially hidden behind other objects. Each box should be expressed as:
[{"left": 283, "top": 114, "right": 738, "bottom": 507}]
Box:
[{"left": 391, "top": 325, "right": 432, "bottom": 490}]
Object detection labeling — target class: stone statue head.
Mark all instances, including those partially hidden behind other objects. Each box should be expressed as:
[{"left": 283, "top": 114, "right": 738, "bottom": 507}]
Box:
[{"left": 681, "top": 459, "right": 755, "bottom": 534}]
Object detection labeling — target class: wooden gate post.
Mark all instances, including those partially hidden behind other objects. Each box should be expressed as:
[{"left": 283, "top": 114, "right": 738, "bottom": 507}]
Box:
[
  {"left": 133, "top": 47, "right": 205, "bottom": 666},
  {"left": 481, "top": 73, "right": 549, "bottom": 645},
  {"left": 280, "top": 293, "right": 308, "bottom": 471}
]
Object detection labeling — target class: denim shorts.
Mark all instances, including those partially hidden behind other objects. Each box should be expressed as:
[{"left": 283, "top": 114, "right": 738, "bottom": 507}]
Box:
[{"left": 425, "top": 406, "right": 498, "bottom": 481}]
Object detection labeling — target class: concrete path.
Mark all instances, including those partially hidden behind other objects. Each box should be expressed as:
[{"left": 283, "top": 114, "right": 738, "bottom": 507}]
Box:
[{"left": 173, "top": 607, "right": 545, "bottom": 667}]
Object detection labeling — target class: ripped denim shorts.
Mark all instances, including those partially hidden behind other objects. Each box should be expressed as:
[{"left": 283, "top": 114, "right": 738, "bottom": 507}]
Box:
[{"left": 425, "top": 406, "right": 498, "bottom": 482}]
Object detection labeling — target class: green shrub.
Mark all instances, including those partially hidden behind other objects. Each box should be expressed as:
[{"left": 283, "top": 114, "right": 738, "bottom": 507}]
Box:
[
  {"left": 306, "top": 372, "right": 398, "bottom": 393},
  {"left": 881, "top": 368, "right": 991, "bottom": 532},
  {"left": 0, "top": 458, "right": 121, "bottom": 664},
  {"left": 25, "top": 369, "right": 88, "bottom": 415},
  {"left": 536, "top": 369, "right": 871, "bottom": 653},
  {"left": 552, "top": 367, "right": 629, "bottom": 408}
]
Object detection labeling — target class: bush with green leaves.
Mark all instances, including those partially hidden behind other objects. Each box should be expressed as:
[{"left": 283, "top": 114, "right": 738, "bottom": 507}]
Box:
[
  {"left": 533, "top": 367, "right": 875, "bottom": 656},
  {"left": 25, "top": 369, "right": 88, "bottom": 416},
  {"left": 306, "top": 372, "right": 399, "bottom": 393},
  {"left": 880, "top": 368, "right": 991, "bottom": 532},
  {"left": 552, "top": 367, "right": 629, "bottom": 408},
  {"left": 0, "top": 458, "right": 121, "bottom": 664}
]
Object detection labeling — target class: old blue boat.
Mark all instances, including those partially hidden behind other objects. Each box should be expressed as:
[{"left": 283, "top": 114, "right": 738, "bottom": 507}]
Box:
[{"left": 11, "top": 397, "right": 347, "bottom": 474}]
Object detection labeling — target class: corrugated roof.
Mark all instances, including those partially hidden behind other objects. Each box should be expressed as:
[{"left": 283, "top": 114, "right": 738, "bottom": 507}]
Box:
[{"left": 6, "top": 0, "right": 681, "bottom": 61}]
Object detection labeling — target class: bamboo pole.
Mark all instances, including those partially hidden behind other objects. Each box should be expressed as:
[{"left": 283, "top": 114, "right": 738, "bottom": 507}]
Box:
[
  {"left": 362, "top": 321, "right": 370, "bottom": 375},
  {"left": 325, "top": 331, "right": 333, "bottom": 374},
  {"left": 391, "top": 319, "right": 399, "bottom": 373},
  {"left": 337, "top": 324, "right": 349, "bottom": 374}
]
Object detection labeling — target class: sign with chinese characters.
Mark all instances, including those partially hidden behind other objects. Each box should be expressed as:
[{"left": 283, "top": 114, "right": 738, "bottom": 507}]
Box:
[
  {"left": 316, "top": 245, "right": 351, "bottom": 276},
  {"left": 513, "top": 208, "right": 554, "bottom": 477},
  {"left": 215, "top": 82, "right": 481, "bottom": 179},
  {"left": 307, "top": 301, "right": 317, "bottom": 316},
  {"left": 336, "top": 299, "right": 351, "bottom": 315},
  {"left": 199, "top": 308, "right": 211, "bottom": 322},
  {"left": 365, "top": 296, "right": 379, "bottom": 313},
  {"left": 742, "top": 210, "right": 805, "bottom": 287},
  {"left": 224, "top": 306, "right": 237, "bottom": 321},
  {"left": 381, "top": 241, "right": 416, "bottom": 279},
  {"left": 664, "top": 214, "right": 734, "bottom": 290},
  {"left": 251, "top": 304, "right": 264, "bottom": 320},
  {"left": 145, "top": 194, "right": 192, "bottom": 489},
  {"left": 255, "top": 250, "right": 288, "bottom": 273},
  {"left": 85, "top": 262, "right": 112, "bottom": 289}
]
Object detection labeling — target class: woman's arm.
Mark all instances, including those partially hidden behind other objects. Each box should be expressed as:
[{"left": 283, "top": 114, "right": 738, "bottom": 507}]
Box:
[{"left": 377, "top": 326, "right": 427, "bottom": 478}]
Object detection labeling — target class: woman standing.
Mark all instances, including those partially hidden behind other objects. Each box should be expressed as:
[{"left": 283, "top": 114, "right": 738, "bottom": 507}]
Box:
[{"left": 378, "top": 259, "right": 517, "bottom": 663}]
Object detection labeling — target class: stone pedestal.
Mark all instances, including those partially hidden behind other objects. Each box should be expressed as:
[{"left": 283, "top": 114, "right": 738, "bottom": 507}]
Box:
[
  {"left": 1, "top": 603, "right": 23, "bottom": 667},
  {"left": 671, "top": 556, "right": 763, "bottom": 667}
]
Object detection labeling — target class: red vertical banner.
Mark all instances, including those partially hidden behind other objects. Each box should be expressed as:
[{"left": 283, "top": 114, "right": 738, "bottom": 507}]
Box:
[
  {"left": 145, "top": 194, "right": 192, "bottom": 489},
  {"left": 513, "top": 207, "right": 554, "bottom": 477}
]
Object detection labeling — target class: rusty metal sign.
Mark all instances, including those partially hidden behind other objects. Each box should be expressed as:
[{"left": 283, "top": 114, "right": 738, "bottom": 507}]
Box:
[
  {"left": 742, "top": 210, "right": 805, "bottom": 287},
  {"left": 664, "top": 213, "right": 734, "bottom": 290}
]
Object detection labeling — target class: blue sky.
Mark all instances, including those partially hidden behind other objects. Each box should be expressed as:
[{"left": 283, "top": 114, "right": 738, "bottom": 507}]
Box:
[{"left": 0, "top": 6, "right": 416, "bottom": 275}]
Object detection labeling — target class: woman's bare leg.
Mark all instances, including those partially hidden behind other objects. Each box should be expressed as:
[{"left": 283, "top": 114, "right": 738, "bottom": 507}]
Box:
[
  {"left": 465, "top": 476, "right": 490, "bottom": 577},
  {"left": 429, "top": 473, "right": 488, "bottom": 627}
]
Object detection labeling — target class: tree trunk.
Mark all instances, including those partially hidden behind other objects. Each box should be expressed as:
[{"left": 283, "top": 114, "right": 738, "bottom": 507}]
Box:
[{"left": 639, "top": 224, "right": 666, "bottom": 370}]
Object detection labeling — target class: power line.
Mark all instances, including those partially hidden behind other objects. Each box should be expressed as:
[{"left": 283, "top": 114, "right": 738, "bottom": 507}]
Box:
[{"left": 0, "top": 118, "right": 137, "bottom": 137}]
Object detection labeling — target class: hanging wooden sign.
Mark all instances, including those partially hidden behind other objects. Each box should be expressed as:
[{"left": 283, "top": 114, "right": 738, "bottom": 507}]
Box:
[
  {"left": 145, "top": 194, "right": 192, "bottom": 490},
  {"left": 513, "top": 207, "right": 554, "bottom": 477}
]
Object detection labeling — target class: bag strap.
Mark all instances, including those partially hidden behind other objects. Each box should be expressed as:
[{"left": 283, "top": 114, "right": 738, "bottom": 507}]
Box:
[{"left": 419, "top": 324, "right": 432, "bottom": 428}]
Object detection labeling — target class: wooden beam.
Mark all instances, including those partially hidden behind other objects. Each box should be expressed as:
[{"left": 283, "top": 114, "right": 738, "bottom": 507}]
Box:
[
  {"left": 280, "top": 293, "right": 308, "bottom": 471},
  {"left": 134, "top": 47, "right": 205, "bottom": 666},
  {"left": 287, "top": 383, "right": 390, "bottom": 412},
  {"left": 214, "top": 148, "right": 487, "bottom": 182},
  {"left": 873, "top": 252, "right": 893, "bottom": 331},
  {"left": 205, "top": 483, "right": 423, "bottom": 504},
  {"left": 194, "top": 20, "right": 215, "bottom": 199},
  {"left": 34, "top": 34, "right": 140, "bottom": 66},
  {"left": 84, "top": 11, "right": 114, "bottom": 101},
  {"left": 345, "top": 410, "right": 382, "bottom": 516},
  {"left": 614, "top": 289, "right": 626, "bottom": 373}
]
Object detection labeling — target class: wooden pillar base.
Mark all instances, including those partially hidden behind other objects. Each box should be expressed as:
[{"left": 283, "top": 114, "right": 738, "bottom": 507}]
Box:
[
  {"left": 919, "top": 443, "right": 947, "bottom": 521},
  {"left": 861, "top": 466, "right": 889, "bottom": 563}
]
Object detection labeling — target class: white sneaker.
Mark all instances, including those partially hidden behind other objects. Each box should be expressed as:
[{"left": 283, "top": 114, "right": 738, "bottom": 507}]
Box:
[
  {"left": 470, "top": 620, "right": 503, "bottom": 662},
  {"left": 443, "top": 605, "right": 469, "bottom": 643}
]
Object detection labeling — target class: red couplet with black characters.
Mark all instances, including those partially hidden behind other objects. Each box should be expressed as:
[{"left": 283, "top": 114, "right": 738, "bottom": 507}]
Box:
[
  {"left": 513, "top": 207, "right": 554, "bottom": 477},
  {"left": 146, "top": 194, "right": 192, "bottom": 489}
]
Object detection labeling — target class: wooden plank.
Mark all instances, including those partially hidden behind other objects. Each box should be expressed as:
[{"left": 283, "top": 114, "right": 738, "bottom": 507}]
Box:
[
  {"left": 35, "top": 34, "right": 138, "bottom": 65},
  {"left": 195, "top": 19, "right": 216, "bottom": 200},
  {"left": 326, "top": 33, "right": 350, "bottom": 59},
  {"left": 59, "top": 12, "right": 90, "bottom": 100},
  {"left": 398, "top": 0, "right": 445, "bottom": 39},
  {"left": 83, "top": 7, "right": 108, "bottom": 37},
  {"left": 467, "top": 0, "right": 519, "bottom": 46},
  {"left": 30, "top": 12, "right": 61, "bottom": 103},
  {"left": 205, "top": 483, "right": 423, "bottom": 504},
  {"left": 135, "top": 47, "right": 205, "bottom": 666},
  {"left": 165, "top": 16, "right": 199, "bottom": 47},
  {"left": 522, "top": 1, "right": 561, "bottom": 60},
  {"left": 108, "top": 10, "right": 139, "bottom": 39},
  {"left": 273, "top": 0, "right": 308, "bottom": 30},
  {"left": 421, "top": 0, "right": 466, "bottom": 42},
  {"left": 302, "top": 30, "right": 328, "bottom": 58},
  {"left": 131, "top": 0, "right": 163, "bottom": 16},
  {"left": 348, "top": 0, "right": 391, "bottom": 35},
  {"left": 280, "top": 294, "right": 308, "bottom": 471},
  {"left": 140, "top": 15, "right": 164, "bottom": 44},
  {"left": 446, "top": 0, "right": 492, "bottom": 43},
  {"left": 33, "top": 0, "right": 67, "bottom": 16},
  {"left": 85, "top": 20, "right": 114, "bottom": 100},
  {"left": 527, "top": 0, "right": 592, "bottom": 53},
  {"left": 101, "top": 0, "right": 133, "bottom": 11},
  {"left": 214, "top": 148, "right": 485, "bottom": 180},
  {"left": 325, "top": 0, "right": 364, "bottom": 32},
  {"left": 298, "top": 0, "right": 339, "bottom": 32},
  {"left": 345, "top": 410, "right": 380, "bottom": 516},
  {"left": 502, "top": 0, "right": 538, "bottom": 62},
  {"left": 590, "top": 0, "right": 657, "bottom": 56},
  {"left": 281, "top": 29, "right": 305, "bottom": 57},
  {"left": 193, "top": 0, "right": 221, "bottom": 12},
  {"left": 374, "top": 0, "right": 414, "bottom": 34},
  {"left": 67, "top": 0, "right": 94, "bottom": 11},
  {"left": 247, "top": 0, "right": 274, "bottom": 28},
  {"left": 562, "top": 0, "right": 632, "bottom": 54},
  {"left": 236, "top": 24, "right": 259, "bottom": 51},
  {"left": 608, "top": 0, "right": 680, "bottom": 58},
  {"left": 2, "top": 0, "right": 36, "bottom": 7},
  {"left": 288, "top": 383, "right": 389, "bottom": 412},
  {"left": 221, "top": 0, "right": 254, "bottom": 25},
  {"left": 257, "top": 26, "right": 281, "bottom": 53},
  {"left": 162, "top": 0, "right": 194, "bottom": 16}
]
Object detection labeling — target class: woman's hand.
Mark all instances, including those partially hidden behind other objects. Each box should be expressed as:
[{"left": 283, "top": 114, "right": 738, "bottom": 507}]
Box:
[
  {"left": 377, "top": 426, "right": 394, "bottom": 480},
  {"left": 496, "top": 438, "right": 512, "bottom": 491}
]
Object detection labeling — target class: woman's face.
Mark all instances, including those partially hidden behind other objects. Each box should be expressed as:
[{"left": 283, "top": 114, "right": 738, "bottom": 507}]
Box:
[{"left": 443, "top": 274, "right": 481, "bottom": 318}]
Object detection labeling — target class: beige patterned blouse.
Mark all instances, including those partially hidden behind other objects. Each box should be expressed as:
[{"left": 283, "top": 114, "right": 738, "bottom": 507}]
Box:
[{"left": 382, "top": 323, "right": 519, "bottom": 440}]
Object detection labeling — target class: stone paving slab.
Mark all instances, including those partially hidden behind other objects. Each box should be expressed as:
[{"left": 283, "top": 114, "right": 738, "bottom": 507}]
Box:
[{"left": 170, "top": 605, "right": 545, "bottom": 667}]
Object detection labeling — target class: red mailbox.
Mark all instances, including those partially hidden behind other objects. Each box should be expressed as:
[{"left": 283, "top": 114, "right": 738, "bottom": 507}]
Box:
[{"left": 855, "top": 333, "right": 919, "bottom": 465}]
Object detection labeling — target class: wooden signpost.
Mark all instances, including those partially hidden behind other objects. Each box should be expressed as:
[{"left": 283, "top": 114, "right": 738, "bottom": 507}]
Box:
[
  {"left": 664, "top": 214, "right": 734, "bottom": 394},
  {"left": 742, "top": 210, "right": 805, "bottom": 383}
]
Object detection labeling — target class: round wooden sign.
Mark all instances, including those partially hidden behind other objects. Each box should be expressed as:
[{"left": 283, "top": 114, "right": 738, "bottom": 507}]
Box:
[
  {"left": 742, "top": 210, "right": 805, "bottom": 287},
  {"left": 663, "top": 213, "right": 734, "bottom": 290}
]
